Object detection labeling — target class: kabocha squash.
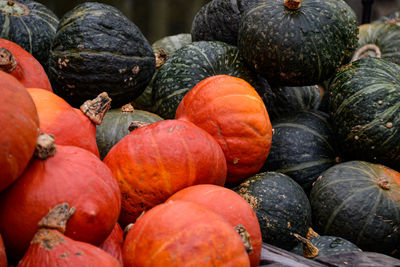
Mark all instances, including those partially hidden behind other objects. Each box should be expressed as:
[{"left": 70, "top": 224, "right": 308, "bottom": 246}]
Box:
[
  {"left": 327, "top": 57, "right": 400, "bottom": 168},
  {"left": 104, "top": 119, "right": 227, "bottom": 227},
  {"left": 310, "top": 161, "right": 400, "bottom": 257},
  {"left": 99, "top": 223, "right": 124, "bottom": 266},
  {"left": 238, "top": 0, "right": 358, "bottom": 86},
  {"left": 235, "top": 172, "right": 311, "bottom": 251},
  {"left": 0, "top": 38, "right": 52, "bottom": 91},
  {"left": 0, "top": 71, "right": 39, "bottom": 192},
  {"left": 96, "top": 104, "right": 163, "bottom": 159},
  {"left": 123, "top": 200, "right": 250, "bottom": 267},
  {"left": 176, "top": 75, "right": 273, "bottom": 185},
  {"left": 0, "top": 135, "right": 121, "bottom": 260},
  {"left": 17, "top": 204, "right": 122, "bottom": 267},
  {"left": 0, "top": 0, "right": 59, "bottom": 70},
  {"left": 0, "top": 234, "right": 6, "bottom": 267},
  {"left": 152, "top": 40, "right": 274, "bottom": 119},
  {"left": 262, "top": 110, "right": 338, "bottom": 193},
  {"left": 49, "top": 2, "right": 155, "bottom": 108},
  {"left": 167, "top": 184, "right": 262, "bottom": 267}
]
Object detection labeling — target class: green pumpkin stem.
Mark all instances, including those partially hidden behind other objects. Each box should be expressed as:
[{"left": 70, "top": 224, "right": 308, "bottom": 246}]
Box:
[
  {"left": 80, "top": 92, "right": 112, "bottom": 125},
  {"left": 235, "top": 224, "right": 253, "bottom": 254},
  {"left": 293, "top": 233, "right": 319, "bottom": 258},
  {"left": 35, "top": 133, "right": 57, "bottom": 160},
  {"left": 0, "top": 48, "right": 17, "bottom": 73},
  {"left": 351, "top": 44, "right": 382, "bottom": 62},
  {"left": 284, "top": 0, "right": 302, "bottom": 10}
]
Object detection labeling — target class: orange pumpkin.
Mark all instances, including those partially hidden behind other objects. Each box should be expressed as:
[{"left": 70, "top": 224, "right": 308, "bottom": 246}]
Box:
[
  {"left": 123, "top": 200, "right": 250, "bottom": 267},
  {"left": 104, "top": 119, "right": 227, "bottom": 227},
  {"left": 99, "top": 223, "right": 124, "bottom": 265},
  {"left": 0, "top": 71, "right": 39, "bottom": 192},
  {"left": 0, "top": 234, "right": 6, "bottom": 267},
  {"left": 176, "top": 75, "right": 273, "bottom": 185},
  {"left": 0, "top": 38, "right": 52, "bottom": 91}
]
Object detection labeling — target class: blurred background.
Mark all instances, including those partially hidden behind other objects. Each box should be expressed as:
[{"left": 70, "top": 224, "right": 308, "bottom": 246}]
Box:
[{"left": 35, "top": 0, "right": 400, "bottom": 44}]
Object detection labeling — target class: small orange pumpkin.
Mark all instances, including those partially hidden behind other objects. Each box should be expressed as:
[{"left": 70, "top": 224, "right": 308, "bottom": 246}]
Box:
[
  {"left": 0, "top": 234, "right": 7, "bottom": 267},
  {"left": 99, "top": 223, "right": 124, "bottom": 265}
]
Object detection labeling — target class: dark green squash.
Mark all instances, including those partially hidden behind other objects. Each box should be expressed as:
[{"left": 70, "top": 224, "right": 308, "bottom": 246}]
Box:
[
  {"left": 262, "top": 110, "right": 338, "bottom": 193},
  {"left": 310, "top": 160, "right": 400, "bottom": 257},
  {"left": 238, "top": 0, "right": 358, "bottom": 86},
  {"left": 49, "top": 2, "right": 155, "bottom": 108},
  {"left": 152, "top": 40, "right": 274, "bottom": 119},
  {"left": 373, "top": 11, "right": 400, "bottom": 24},
  {"left": 235, "top": 172, "right": 311, "bottom": 251},
  {"left": 0, "top": 0, "right": 59, "bottom": 70},
  {"left": 327, "top": 57, "right": 400, "bottom": 168}
]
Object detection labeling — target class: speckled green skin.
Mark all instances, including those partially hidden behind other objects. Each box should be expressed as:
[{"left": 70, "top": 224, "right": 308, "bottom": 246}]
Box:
[
  {"left": 235, "top": 172, "right": 311, "bottom": 251},
  {"left": 262, "top": 110, "right": 337, "bottom": 193},
  {"left": 152, "top": 40, "right": 274, "bottom": 119},
  {"left": 0, "top": 0, "right": 59, "bottom": 70},
  {"left": 327, "top": 57, "right": 400, "bottom": 169},
  {"left": 291, "top": 236, "right": 361, "bottom": 258},
  {"left": 373, "top": 11, "right": 400, "bottom": 24},
  {"left": 238, "top": 0, "right": 358, "bottom": 86},
  {"left": 96, "top": 108, "right": 163, "bottom": 159},
  {"left": 49, "top": 2, "right": 155, "bottom": 108},
  {"left": 310, "top": 161, "right": 400, "bottom": 257}
]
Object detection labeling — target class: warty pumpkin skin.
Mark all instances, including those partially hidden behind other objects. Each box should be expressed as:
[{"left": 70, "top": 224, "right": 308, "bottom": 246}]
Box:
[
  {"left": 175, "top": 75, "right": 273, "bottom": 186},
  {"left": 99, "top": 223, "right": 124, "bottom": 266},
  {"left": 123, "top": 200, "right": 250, "bottom": 267},
  {"left": 103, "top": 119, "right": 227, "bottom": 227},
  {"left": 0, "top": 71, "right": 39, "bottom": 192}
]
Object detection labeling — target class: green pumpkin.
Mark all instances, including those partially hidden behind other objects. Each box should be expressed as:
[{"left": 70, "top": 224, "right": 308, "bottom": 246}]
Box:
[
  {"left": 235, "top": 172, "right": 311, "bottom": 251},
  {"left": 0, "top": 0, "right": 59, "bottom": 70},
  {"left": 373, "top": 11, "right": 400, "bottom": 24},
  {"left": 152, "top": 40, "right": 274, "bottom": 119},
  {"left": 49, "top": 2, "right": 155, "bottom": 108},
  {"left": 327, "top": 57, "right": 400, "bottom": 168},
  {"left": 238, "top": 0, "right": 358, "bottom": 86},
  {"left": 310, "top": 160, "right": 400, "bottom": 257}
]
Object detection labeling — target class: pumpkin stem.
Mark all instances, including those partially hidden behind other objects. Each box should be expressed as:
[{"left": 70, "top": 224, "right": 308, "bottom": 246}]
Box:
[
  {"left": 121, "top": 103, "right": 134, "bottom": 113},
  {"left": 128, "top": 121, "right": 150, "bottom": 132},
  {"left": 293, "top": 233, "right": 319, "bottom": 258},
  {"left": 284, "top": 0, "right": 302, "bottom": 10},
  {"left": 378, "top": 177, "right": 390, "bottom": 190},
  {"left": 306, "top": 227, "right": 320, "bottom": 239},
  {"left": 155, "top": 49, "right": 167, "bottom": 69},
  {"left": 351, "top": 44, "right": 382, "bottom": 62},
  {"left": 37, "top": 203, "right": 76, "bottom": 233},
  {"left": 235, "top": 224, "right": 253, "bottom": 254},
  {"left": 7, "top": 1, "right": 14, "bottom": 6},
  {"left": 123, "top": 223, "right": 134, "bottom": 239},
  {"left": 0, "top": 48, "right": 17, "bottom": 73},
  {"left": 35, "top": 133, "right": 57, "bottom": 160},
  {"left": 80, "top": 92, "right": 112, "bottom": 125}
]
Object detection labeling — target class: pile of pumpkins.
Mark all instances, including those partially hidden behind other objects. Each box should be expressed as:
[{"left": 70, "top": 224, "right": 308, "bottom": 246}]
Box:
[{"left": 0, "top": 0, "right": 399, "bottom": 266}]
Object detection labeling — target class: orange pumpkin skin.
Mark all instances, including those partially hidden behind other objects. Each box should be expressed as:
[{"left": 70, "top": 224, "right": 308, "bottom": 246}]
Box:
[
  {"left": 175, "top": 75, "right": 273, "bottom": 185},
  {"left": 123, "top": 200, "right": 250, "bottom": 267},
  {"left": 0, "top": 38, "right": 52, "bottom": 91},
  {"left": 167, "top": 184, "right": 262, "bottom": 267},
  {"left": 104, "top": 119, "right": 227, "bottom": 227},
  {"left": 27, "top": 88, "right": 99, "bottom": 157},
  {"left": 99, "top": 223, "right": 124, "bottom": 265},
  {"left": 0, "top": 145, "right": 121, "bottom": 260},
  {"left": 0, "top": 234, "right": 7, "bottom": 267},
  {"left": 0, "top": 71, "right": 39, "bottom": 192}
]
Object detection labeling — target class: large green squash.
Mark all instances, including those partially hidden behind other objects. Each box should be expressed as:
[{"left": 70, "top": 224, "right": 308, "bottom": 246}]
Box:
[
  {"left": 235, "top": 172, "right": 311, "bottom": 251},
  {"left": 49, "top": 2, "right": 155, "bottom": 108},
  {"left": 238, "top": 0, "right": 358, "bottom": 86},
  {"left": 310, "top": 160, "right": 400, "bottom": 257},
  {"left": 327, "top": 57, "right": 400, "bottom": 169},
  {"left": 0, "top": 0, "right": 59, "bottom": 70},
  {"left": 152, "top": 40, "right": 274, "bottom": 119}
]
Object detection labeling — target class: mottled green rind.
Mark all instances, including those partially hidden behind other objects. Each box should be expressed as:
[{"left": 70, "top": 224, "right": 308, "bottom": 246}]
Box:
[
  {"left": 0, "top": 0, "right": 59, "bottom": 70},
  {"left": 373, "top": 11, "right": 400, "bottom": 24},
  {"left": 291, "top": 236, "right": 361, "bottom": 258},
  {"left": 310, "top": 161, "right": 400, "bottom": 256},
  {"left": 235, "top": 172, "right": 311, "bottom": 251},
  {"left": 327, "top": 57, "right": 400, "bottom": 168},
  {"left": 152, "top": 40, "right": 273, "bottom": 119},
  {"left": 49, "top": 2, "right": 155, "bottom": 108},
  {"left": 238, "top": 0, "right": 358, "bottom": 86},
  {"left": 96, "top": 109, "right": 163, "bottom": 159}
]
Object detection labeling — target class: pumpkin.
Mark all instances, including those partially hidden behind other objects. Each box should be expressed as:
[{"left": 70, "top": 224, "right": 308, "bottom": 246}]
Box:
[
  {"left": 167, "top": 184, "right": 262, "bottom": 267},
  {"left": 0, "top": 0, "right": 59, "bottom": 71},
  {"left": 310, "top": 160, "right": 400, "bottom": 257},
  {"left": 0, "top": 234, "right": 6, "bottom": 267},
  {"left": 104, "top": 119, "right": 227, "bottom": 227},
  {"left": 238, "top": 0, "right": 358, "bottom": 86},
  {"left": 373, "top": 11, "right": 400, "bottom": 24},
  {"left": 48, "top": 2, "right": 155, "bottom": 108},
  {"left": 0, "top": 134, "right": 121, "bottom": 260},
  {"left": 17, "top": 203, "right": 122, "bottom": 267},
  {"left": 152, "top": 40, "right": 274, "bottom": 119},
  {"left": 327, "top": 57, "right": 400, "bottom": 168},
  {"left": 262, "top": 110, "right": 339, "bottom": 193},
  {"left": 176, "top": 75, "right": 272, "bottom": 185},
  {"left": 123, "top": 200, "right": 250, "bottom": 267},
  {"left": 0, "top": 38, "right": 52, "bottom": 90},
  {"left": 235, "top": 172, "right": 312, "bottom": 251},
  {"left": 0, "top": 71, "right": 39, "bottom": 192},
  {"left": 99, "top": 223, "right": 124, "bottom": 266}
]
